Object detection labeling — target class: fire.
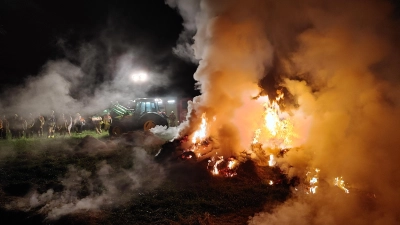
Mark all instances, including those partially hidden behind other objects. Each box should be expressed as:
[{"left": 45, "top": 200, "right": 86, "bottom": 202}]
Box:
[
  {"left": 182, "top": 113, "right": 215, "bottom": 163},
  {"left": 264, "top": 97, "right": 280, "bottom": 136},
  {"left": 262, "top": 96, "right": 295, "bottom": 148},
  {"left": 208, "top": 156, "right": 238, "bottom": 177},
  {"left": 192, "top": 113, "right": 208, "bottom": 143},
  {"left": 252, "top": 93, "right": 295, "bottom": 149},
  {"left": 212, "top": 156, "right": 225, "bottom": 175},
  {"left": 268, "top": 154, "right": 276, "bottom": 167},
  {"left": 184, "top": 90, "right": 353, "bottom": 197},
  {"left": 309, "top": 186, "right": 317, "bottom": 194},
  {"left": 187, "top": 91, "right": 295, "bottom": 177},
  {"left": 188, "top": 113, "right": 240, "bottom": 177},
  {"left": 228, "top": 160, "right": 236, "bottom": 169},
  {"left": 252, "top": 129, "right": 261, "bottom": 144},
  {"left": 306, "top": 168, "right": 320, "bottom": 194},
  {"left": 334, "top": 177, "right": 350, "bottom": 194},
  {"left": 250, "top": 93, "right": 296, "bottom": 169}
]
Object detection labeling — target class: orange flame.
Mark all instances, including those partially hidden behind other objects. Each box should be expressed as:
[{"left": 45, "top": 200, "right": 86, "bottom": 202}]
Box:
[
  {"left": 206, "top": 156, "right": 239, "bottom": 177},
  {"left": 189, "top": 91, "right": 296, "bottom": 178},
  {"left": 268, "top": 154, "right": 276, "bottom": 167},
  {"left": 192, "top": 113, "right": 208, "bottom": 143},
  {"left": 212, "top": 156, "right": 225, "bottom": 175},
  {"left": 306, "top": 168, "right": 320, "bottom": 194},
  {"left": 252, "top": 93, "right": 295, "bottom": 149},
  {"left": 252, "top": 129, "right": 261, "bottom": 144},
  {"left": 334, "top": 177, "right": 350, "bottom": 194},
  {"left": 228, "top": 160, "right": 235, "bottom": 169}
]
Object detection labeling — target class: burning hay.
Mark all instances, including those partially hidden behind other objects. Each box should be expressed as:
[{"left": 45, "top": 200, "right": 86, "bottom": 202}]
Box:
[{"left": 157, "top": 92, "right": 299, "bottom": 179}]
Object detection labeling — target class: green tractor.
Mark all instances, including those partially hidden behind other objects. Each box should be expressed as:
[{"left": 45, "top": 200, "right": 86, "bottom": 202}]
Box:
[{"left": 108, "top": 98, "right": 168, "bottom": 136}]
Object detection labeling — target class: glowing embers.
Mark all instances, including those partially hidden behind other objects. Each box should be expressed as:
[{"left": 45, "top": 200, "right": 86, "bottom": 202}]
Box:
[
  {"left": 252, "top": 94, "right": 295, "bottom": 149},
  {"left": 180, "top": 150, "right": 197, "bottom": 160},
  {"left": 306, "top": 168, "right": 320, "bottom": 194},
  {"left": 208, "top": 156, "right": 239, "bottom": 177},
  {"left": 184, "top": 112, "right": 239, "bottom": 177},
  {"left": 334, "top": 177, "right": 350, "bottom": 194}
]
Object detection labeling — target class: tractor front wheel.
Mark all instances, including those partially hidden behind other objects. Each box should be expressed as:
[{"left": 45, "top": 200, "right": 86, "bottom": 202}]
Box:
[
  {"left": 143, "top": 120, "right": 156, "bottom": 131},
  {"left": 139, "top": 114, "right": 168, "bottom": 131}
]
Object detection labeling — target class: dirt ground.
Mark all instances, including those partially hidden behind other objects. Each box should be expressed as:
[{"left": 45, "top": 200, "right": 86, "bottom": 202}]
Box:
[{"left": 0, "top": 134, "right": 291, "bottom": 225}]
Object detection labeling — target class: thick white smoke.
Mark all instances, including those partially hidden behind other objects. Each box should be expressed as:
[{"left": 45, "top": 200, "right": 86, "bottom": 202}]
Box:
[
  {"left": 168, "top": 0, "right": 400, "bottom": 224},
  {"left": 6, "top": 146, "right": 166, "bottom": 220},
  {"left": 169, "top": 0, "right": 275, "bottom": 155},
  {"left": 0, "top": 10, "right": 181, "bottom": 221},
  {"left": 0, "top": 37, "right": 173, "bottom": 119},
  {"left": 166, "top": 0, "right": 200, "bottom": 62}
]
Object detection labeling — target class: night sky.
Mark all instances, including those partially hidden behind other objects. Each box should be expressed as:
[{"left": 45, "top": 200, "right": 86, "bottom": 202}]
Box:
[
  {"left": 0, "top": 0, "right": 199, "bottom": 97},
  {"left": 1, "top": 0, "right": 400, "bottom": 98}
]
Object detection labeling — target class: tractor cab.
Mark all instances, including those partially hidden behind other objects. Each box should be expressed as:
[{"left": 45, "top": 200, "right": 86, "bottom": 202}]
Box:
[
  {"left": 129, "top": 98, "right": 160, "bottom": 116},
  {"left": 109, "top": 98, "right": 168, "bottom": 136}
]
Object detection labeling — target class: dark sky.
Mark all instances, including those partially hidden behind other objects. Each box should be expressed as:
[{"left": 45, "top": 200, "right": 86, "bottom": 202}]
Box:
[
  {"left": 0, "top": 0, "right": 199, "bottom": 97},
  {"left": 2, "top": 0, "right": 400, "bottom": 99}
]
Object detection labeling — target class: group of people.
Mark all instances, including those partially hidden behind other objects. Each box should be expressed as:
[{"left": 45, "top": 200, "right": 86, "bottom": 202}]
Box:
[
  {"left": 91, "top": 114, "right": 112, "bottom": 134},
  {"left": 0, "top": 111, "right": 113, "bottom": 140},
  {"left": 160, "top": 110, "right": 178, "bottom": 127}
]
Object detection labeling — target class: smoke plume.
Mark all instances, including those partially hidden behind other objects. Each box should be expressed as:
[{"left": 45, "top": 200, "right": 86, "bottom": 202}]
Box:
[
  {"left": 0, "top": 20, "right": 175, "bottom": 120},
  {"left": 6, "top": 145, "right": 166, "bottom": 220},
  {"left": 169, "top": 0, "right": 275, "bottom": 155},
  {"left": 169, "top": 0, "right": 400, "bottom": 224}
]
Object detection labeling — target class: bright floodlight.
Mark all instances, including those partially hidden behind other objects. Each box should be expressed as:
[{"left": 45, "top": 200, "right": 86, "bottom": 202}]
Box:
[{"left": 131, "top": 71, "right": 148, "bottom": 83}]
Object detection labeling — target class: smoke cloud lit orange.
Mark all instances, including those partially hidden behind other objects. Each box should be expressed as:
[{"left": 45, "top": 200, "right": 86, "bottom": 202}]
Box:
[{"left": 169, "top": 0, "right": 400, "bottom": 224}]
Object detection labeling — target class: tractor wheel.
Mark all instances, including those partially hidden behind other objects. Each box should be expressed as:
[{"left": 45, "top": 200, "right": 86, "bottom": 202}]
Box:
[
  {"left": 143, "top": 120, "right": 156, "bottom": 131},
  {"left": 139, "top": 114, "right": 168, "bottom": 131}
]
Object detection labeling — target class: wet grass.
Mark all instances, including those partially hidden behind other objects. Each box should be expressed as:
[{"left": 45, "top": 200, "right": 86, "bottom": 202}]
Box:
[{"left": 0, "top": 133, "right": 291, "bottom": 225}]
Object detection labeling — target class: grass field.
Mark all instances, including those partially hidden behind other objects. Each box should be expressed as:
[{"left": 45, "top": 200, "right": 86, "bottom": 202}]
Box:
[{"left": 0, "top": 131, "right": 291, "bottom": 225}]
